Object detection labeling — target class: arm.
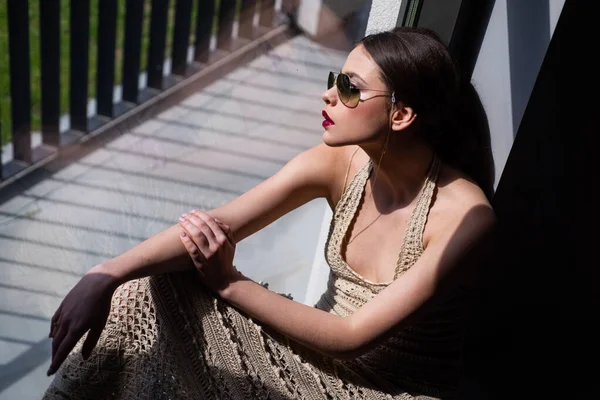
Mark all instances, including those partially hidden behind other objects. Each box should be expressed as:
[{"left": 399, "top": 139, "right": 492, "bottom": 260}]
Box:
[
  {"left": 96, "top": 143, "right": 342, "bottom": 286},
  {"left": 217, "top": 203, "right": 496, "bottom": 360}
]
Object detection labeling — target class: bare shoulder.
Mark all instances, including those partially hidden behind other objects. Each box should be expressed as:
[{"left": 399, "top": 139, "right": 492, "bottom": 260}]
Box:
[
  {"left": 298, "top": 144, "right": 367, "bottom": 208},
  {"left": 424, "top": 163, "right": 496, "bottom": 247},
  {"left": 273, "top": 143, "right": 355, "bottom": 206},
  {"left": 291, "top": 142, "right": 347, "bottom": 182}
]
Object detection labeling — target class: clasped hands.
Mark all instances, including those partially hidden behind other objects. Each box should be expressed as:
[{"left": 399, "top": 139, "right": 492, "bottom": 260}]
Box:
[{"left": 178, "top": 210, "right": 239, "bottom": 295}]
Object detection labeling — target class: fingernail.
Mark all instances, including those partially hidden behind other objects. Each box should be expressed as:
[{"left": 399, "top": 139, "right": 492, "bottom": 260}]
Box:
[
  {"left": 181, "top": 231, "right": 187, "bottom": 237},
  {"left": 47, "top": 368, "right": 53, "bottom": 376},
  {"left": 215, "top": 218, "right": 222, "bottom": 223},
  {"left": 181, "top": 213, "right": 188, "bottom": 217},
  {"left": 190, "top": 209, "right": 197, "bottom": 213},
  {"left": 178, "top": 217, "right": 185, "bottom": 222}
]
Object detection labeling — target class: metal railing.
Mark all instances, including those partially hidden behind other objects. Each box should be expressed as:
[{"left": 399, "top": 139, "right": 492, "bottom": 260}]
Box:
[{"left": 0, "top": 0, "right": 298, "bottom": 189}]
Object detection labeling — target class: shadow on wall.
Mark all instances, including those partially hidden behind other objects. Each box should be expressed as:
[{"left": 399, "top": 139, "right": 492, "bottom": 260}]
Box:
[{"left": 310, "top": 0, "right": 373, "bottom": 51}]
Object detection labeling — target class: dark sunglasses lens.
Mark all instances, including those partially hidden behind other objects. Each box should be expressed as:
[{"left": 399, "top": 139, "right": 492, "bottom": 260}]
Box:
[
  {"left": 339, "top": 74, "right": 360, "bottom": 107},
  {"left": 327, "top": 72, "right": 335, "bottom": 90},
  {"left": 338, "top": 73, "right": 352, "bottom": 105}
]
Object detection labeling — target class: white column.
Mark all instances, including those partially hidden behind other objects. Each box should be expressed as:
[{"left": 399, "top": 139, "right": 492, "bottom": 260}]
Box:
[
  {"left": 297, "top": 0, "right": 323, "bottom": 36},
  {"left": 364, "top": 0, "right": 405, "bottom": 35}
]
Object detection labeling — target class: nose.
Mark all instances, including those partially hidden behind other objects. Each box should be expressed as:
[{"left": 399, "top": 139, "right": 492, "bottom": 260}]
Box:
[{"left": 321, "top": 86, "right": 337, "bottom": 106}]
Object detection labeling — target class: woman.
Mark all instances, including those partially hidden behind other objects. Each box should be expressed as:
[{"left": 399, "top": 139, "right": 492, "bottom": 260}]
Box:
[{"left": 44, "top": 27, "right": 495, "bottom": 399}]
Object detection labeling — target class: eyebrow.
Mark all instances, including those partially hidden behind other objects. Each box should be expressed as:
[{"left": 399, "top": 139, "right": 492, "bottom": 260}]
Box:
[{"left": 343, "top": 71, "right": 368, "bottom": 85}]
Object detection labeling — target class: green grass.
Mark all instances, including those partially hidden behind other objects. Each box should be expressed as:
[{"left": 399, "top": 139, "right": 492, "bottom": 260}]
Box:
[{"left": 1, "top": 0, "right": 231, "bottom": 147}]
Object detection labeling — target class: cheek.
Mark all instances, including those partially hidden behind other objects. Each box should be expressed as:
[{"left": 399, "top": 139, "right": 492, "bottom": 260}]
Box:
[{"left": 345, "top": 103, "right": 387, "bottom": 132}]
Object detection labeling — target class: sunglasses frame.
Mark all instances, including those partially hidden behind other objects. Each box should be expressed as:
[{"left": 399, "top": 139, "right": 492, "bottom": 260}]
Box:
[{"left": 328, "top": 71, "right": 396, "bottom": 108}]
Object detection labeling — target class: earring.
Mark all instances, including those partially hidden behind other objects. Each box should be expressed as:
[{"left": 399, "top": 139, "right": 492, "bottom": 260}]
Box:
[{"left": 391, "top": 92, "right": 396, "bottom": 104}]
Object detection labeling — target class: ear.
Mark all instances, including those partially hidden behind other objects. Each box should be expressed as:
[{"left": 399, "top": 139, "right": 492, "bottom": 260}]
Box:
[{"left": 391, "top": 103, "right": 417, "bottom": 132}]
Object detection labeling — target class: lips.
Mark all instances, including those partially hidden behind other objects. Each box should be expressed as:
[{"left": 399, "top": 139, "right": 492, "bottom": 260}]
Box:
[{"left": 322, "top": 110, "right": 334, "bottom": 128}]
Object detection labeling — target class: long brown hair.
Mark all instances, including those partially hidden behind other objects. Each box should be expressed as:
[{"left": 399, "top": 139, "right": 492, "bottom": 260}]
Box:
[{"left": 360, "top": 27, "right": 495, "bottom": 199}]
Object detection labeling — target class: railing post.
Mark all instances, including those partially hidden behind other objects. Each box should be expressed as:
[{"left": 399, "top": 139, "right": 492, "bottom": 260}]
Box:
[
  {"left": 39, "top": 0, "right": 61, "bottom": 147},
  {"left": 259, "top": 0, "right": 276, "bottom": 29},
  {"left": 7, "top": 0, "right": 32, "bottom": 162},
  {"left": 401, "top": 0, "right": 424, "bottom": 27},
  {"left": 70, "top": 0, "right": 91, "bottom": 133},
  {"left": 281, "top": 0, "right": 297, "bottom": 15},
  {"left": 239, "top": 0, "right": 258, "bottom": 40},
  {"left": 194, "top": 0, "right": 215, "bottom": 63},
  {"left": 1, "top": 0, "right": 298, "bottom": 189},
  {"left": 171, "top": 0, "right": 194, "bottom": 76},
  {"left": 122, "top": 0, "right": 145, "bottom": 104},
  {"left": 96, "top": 0, "right": 119, "bottom": 118},
  {"left": 147, "top": 0, "right": 170, "bottom": 90},
  {"left": 217, "top": 0, "right": 237, "bottom": 51},
  {"left": 0, "top": 98, "right": 3, "bottom": 180}
]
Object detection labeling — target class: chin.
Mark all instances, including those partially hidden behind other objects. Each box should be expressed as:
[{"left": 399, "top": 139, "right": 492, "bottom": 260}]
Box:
[
  {"left": 322, "top": 129, "right": 366, "bottom": 148},
  {"left": 322, "top": 132, "right": 345, "bottom": 147}
]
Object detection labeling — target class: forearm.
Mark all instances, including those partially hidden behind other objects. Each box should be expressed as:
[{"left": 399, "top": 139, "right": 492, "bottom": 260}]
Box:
[
  {"left": 220, "top": 275, "right": 359, "bottom": 359},
  {"left": 94, "top": 223, "right": 193, "bottom": 286}
]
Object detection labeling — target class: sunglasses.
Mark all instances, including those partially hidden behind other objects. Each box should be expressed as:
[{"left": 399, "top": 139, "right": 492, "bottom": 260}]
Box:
[{"left": 327, "top": 71, "right": 395, "bottom": 108}]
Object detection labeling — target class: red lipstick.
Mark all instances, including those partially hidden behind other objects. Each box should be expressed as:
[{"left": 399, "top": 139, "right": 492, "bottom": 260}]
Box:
[{"left": 322, "top": 110, "right": 334, "bottom": 128}]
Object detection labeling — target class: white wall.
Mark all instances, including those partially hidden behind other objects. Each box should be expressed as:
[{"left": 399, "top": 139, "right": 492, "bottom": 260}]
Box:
[
  {"left": 297, "top": 0, "right": 387, "bottom": 39},
  {"left": 364, "top": 0, "right": 405, "bottom": 34},
  {"left": 297, "top": 0, "right": 323, "bottom": 36},
  {"left": 471, "top": 1, "right": 513, "bottom": 187},
  {"left": 472, "top": 0, "right": 565, "bottom": 187}
]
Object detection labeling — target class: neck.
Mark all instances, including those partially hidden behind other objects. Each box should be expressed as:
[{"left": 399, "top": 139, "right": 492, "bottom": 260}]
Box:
[{"left": 362, "top": 133, "right": 435, "bottom": 212}]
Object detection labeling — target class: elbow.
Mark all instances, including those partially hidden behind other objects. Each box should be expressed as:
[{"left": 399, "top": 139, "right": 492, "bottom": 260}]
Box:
[
  {"left": 331, "top": 349, "right": 365, "bottom": 361},
  {"left": 318, "top": 317, "right": 373, "bottom": 361},
  {"left": 326, "top": 331, "right": 372, "bottom": 361},
  {"left": 329, "top": 343, "right": 371, "bottom": 361}
]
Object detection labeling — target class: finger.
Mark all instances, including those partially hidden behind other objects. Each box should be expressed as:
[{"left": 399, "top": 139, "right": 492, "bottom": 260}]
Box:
[
  {"left": 50, "top": 320, "right": 56, "bottom": 339},
  {"left": 180, "top": 228, "right": 206, "bottom": 266},
  {"left": 214, "top": 219, "right": 233, "bottom": 243},
  {"left": 181, "top": 216, "right": 216, "bottom": 254},
  {"left": 187, "top": 214, "right": 217, "bottom": 246},
  {"left": 51, "top": 323, "right": 68, "bottom": 362},
  {"left": 51, "top": 314, "right": 63, "bottom": 339},
  {"left": 192, "top": 211, "right": 230, "bottom": 248},
  {"left": 50, "top": 305, "right": 62, "bottom": 338},
  {"left": 50, "top": 304, "right": 62, "bottom": 325},
  {"left": 211, "top": 215, "right": 228, "bottom": 228},
  {"left": 81, "top": 327, "right": 102, "bottom": 360},
  {"left": 205, "top": 213, "right": 234, "bottom": 245},
  {"left": 179, "top": 218, "right": 208, "bottom": 250},
  {"left": 180, "top": 228, "right": 207, "bottom": 266},
  {"left": 179, "top": 227, "right": 210, "bottom": 264},
  {"left": 220, "top": 223, "right": 234, "bottom": 247},
  {"left": 191, "top": 210, "right": 227, "bottom": 232},
  {"left": 214, "top": 218, "right": 228, "bottom": 229},
  {"left": 222, "top": 224, "right": 234, "bottom": 246},
  {"left": 48, "top": 330, "right": 81, "bottom": 376},
  {"left": 50, "top": 322, "right": 57, "bottom": 339}
]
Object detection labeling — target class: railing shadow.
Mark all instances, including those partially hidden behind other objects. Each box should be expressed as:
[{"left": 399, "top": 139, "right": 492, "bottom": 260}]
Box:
[{"left": 0, "top": 338, "right": 51, "bottom": 393}]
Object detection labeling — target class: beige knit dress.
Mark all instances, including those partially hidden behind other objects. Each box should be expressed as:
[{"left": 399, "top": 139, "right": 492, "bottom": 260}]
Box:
[{"left": 43, "top": 155, "right": 467, "bottom": 400}]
